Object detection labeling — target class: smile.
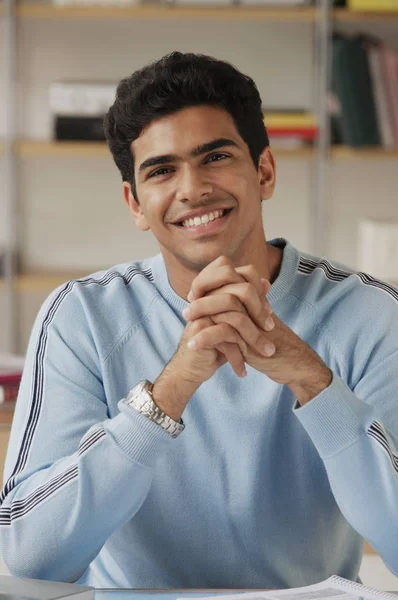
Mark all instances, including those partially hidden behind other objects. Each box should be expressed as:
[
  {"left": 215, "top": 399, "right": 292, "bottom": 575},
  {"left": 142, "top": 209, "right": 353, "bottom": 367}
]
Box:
[
  {"left": 174, "top": 208, "right": 233, "bottom": 237},
  {"left": 180, "top": 209, "right": 227, "bottom": 228}
]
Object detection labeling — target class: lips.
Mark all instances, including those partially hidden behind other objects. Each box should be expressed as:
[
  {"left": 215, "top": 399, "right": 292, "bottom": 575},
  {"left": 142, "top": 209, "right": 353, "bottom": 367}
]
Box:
[
  {"left": 173, "top": 207, "right": 233, "bottom": 237},
  {"left": 174, "top": 208, "right": 232, "bottom": 228},
  {"left": 171, "top": 207, "right": 233, "bottom": 226}
]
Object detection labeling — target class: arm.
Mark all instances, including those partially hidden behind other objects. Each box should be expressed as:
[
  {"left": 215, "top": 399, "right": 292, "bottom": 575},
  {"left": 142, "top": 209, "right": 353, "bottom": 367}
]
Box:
[
  {"left": 294, "top": 305, "right": 398, "bottom": 575},
  {"left": 0, "top": 286, "right": 172, "bottom": 583}
]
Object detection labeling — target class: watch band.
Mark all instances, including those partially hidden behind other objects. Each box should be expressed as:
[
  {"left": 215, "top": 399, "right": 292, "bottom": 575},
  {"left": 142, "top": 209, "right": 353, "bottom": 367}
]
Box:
[{"left": 122, "top": 380, "right": 185, "bottom": 439}]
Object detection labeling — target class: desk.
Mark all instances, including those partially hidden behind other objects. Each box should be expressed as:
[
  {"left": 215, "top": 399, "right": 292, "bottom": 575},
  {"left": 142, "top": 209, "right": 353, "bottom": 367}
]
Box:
[{"left": 95, "top": 591, "right": 253, "bottom": 600}]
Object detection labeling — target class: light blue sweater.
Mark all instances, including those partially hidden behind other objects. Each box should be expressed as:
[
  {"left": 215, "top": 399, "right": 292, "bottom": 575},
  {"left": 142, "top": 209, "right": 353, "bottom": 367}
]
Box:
[{"left": 1, "top": 238, "right": 398, "bottom": 588}]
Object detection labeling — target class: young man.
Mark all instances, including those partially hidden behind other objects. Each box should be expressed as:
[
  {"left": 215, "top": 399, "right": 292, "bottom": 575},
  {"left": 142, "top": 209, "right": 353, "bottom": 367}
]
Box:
[{"left": 1, "top": 52, "right": 398, "bottom": 588}]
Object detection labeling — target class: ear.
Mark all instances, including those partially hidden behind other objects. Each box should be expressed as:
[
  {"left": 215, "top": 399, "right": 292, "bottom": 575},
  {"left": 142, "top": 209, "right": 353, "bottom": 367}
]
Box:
[
  {"left": 258, "top": 147, "right": 276, "bottom": 202},
  {"left": 122, "top": 182, "right": 150, "bottom": 232}
]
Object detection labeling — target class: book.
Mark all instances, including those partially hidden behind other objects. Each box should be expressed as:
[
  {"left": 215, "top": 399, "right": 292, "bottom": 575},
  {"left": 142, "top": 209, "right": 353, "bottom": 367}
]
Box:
[
  {"left": 381, "top": 46, "right": 398, "bottom": 148},
  {"left": 331, "top": 35, "right": 380, "bottom": 147},
  {"left": 0, "top": 575, "right": 94, "bottom": 600},
  {"left": 348, "top": 0, "right": 398, "bottom": 9},
  {"left": 178, "top": 575, "right": 398, "bottom": 600},
  {"left": 367, "top": 41, "right": 395, "bottom": 149}
]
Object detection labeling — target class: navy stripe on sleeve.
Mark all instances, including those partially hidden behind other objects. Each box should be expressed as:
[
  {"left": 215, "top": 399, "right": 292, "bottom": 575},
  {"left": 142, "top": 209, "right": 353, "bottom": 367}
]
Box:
[
  {"left": 0, "top": 266, "right": 153, "bottom": 509},
  {"left": 298, "top": 257, "right": 398, "bottom": 303}
]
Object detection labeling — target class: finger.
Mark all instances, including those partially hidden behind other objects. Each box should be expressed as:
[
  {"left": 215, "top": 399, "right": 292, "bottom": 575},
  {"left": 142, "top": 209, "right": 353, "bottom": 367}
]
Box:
[
  {"left": 236, "top": 266, "right": 273, "bottom": 315},
  {"left": 189, "top": 262, "right": 243, "bottom": 301},
  {"left": 211, "top": 311, "right": 275, "bottom": 356},
  {"left": 206, "top": 282, "right": 273, "bottom": 332},
  {"left": 261, "top": 278, "right": 273, "bottom": 314},
  {"left": 234, "top": 265, "right": 263, "bottom": 299},
  {"left": 216, "top": 342, "right": 246, "bottom": 378},
  {"left": 188, "top": 322, "right": 248, "bottom": 357},
  {"left": 183, "top": 293, "right": 246, "bottom": 322}
]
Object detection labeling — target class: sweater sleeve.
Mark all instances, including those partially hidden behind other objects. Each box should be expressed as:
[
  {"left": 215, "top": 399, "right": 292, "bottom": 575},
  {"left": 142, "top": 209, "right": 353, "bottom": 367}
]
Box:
[
  {"left": 294, "top": 289, "right": 398, "bottom": 576},
  {"left": 0, "top": 284, "right": 173, "bottom": 583}
]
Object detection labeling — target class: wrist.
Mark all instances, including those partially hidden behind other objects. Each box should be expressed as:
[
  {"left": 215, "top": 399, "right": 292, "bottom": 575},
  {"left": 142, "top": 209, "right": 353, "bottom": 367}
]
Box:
[
  {"left": 152, "top": 363, "right": 201, "bottom": 421},
  {"left": 289, "top": 367, "right": 333, "bottom": 406}
]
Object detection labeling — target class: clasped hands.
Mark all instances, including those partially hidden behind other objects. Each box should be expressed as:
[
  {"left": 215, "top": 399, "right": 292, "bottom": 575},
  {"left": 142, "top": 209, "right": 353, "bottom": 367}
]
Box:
[{"left": 182, "top": 255, "right": 333, "bottom": 406}]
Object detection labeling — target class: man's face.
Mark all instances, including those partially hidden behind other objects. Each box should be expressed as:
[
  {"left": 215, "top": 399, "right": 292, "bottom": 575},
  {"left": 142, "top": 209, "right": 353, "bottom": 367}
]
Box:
[{"left": 127, "top": 105, "right": 274, "bottom": 271}]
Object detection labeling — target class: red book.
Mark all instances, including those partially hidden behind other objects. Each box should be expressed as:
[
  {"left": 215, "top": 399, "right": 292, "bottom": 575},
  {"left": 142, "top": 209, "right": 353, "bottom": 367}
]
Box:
[
  {"left": 267, "top": 127, "right": 319, "bottom": 140},
  {"left": 0, "top": 383, "right": 20, "bottom": 404}
]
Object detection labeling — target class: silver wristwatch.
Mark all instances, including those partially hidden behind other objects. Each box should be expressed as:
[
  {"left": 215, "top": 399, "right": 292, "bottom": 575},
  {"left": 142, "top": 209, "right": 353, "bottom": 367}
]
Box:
[{"left": 122, "top": 379, "right": 185, "bottom": 439}]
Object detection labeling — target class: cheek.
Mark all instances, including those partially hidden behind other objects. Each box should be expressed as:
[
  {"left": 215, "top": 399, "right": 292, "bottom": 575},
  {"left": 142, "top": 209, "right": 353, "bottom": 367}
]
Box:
[{"left": 139, "top": 189, "right": 172, "bottom": 225}]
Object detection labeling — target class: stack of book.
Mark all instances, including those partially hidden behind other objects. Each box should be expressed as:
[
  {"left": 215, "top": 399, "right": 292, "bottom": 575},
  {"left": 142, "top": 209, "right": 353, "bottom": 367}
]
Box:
[
  {"left": 330, "top": 35, "right": 398, "bottom": 148},
  {"left": 263, "top": 111, "right": 318, "bottom": 149},
  {"left": 50, "top": 81, "right": 117, "bottom": 141},
  {"left": 348, "top": 0, "right": 398, "bottom": 10},
  {"left": 0, "top": 354, "right": 24, "bottom": 408}
]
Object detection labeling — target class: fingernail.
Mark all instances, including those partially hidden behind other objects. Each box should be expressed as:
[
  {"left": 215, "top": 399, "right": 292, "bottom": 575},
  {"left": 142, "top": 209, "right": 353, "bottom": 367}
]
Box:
[
  {"left": 182, "top": 307, "right": 191, "bottom": 320},
  {"left": 187, "top": 290, "right": 194, "bottom": 302},
  {"left": 263, "top": 343, "right": 275, "bottom": 357},
  {"left": 240, "top": 366, "right": 247, "bottom": 378},
  {"left": 265, "top": 317, "right": 275, "bottom": 331},
  {"left": 187, "top": 339, "right": 197, "bottom": 350}
]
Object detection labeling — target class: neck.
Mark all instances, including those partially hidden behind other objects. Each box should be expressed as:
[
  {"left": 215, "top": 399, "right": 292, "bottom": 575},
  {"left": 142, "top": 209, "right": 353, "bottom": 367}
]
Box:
[{"left": 161, "top": 241, "right": 283, "bottom": 301}]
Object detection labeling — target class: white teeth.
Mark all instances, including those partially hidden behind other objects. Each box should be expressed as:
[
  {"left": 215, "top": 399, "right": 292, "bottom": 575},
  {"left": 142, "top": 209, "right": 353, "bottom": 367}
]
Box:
[{"left": 181, "top": 209, "right": 226, "bottom": 228}]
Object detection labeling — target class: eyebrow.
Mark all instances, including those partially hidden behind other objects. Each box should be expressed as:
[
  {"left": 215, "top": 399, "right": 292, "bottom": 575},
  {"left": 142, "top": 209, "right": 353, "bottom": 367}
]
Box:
[{"left": 138, "top": 138, "right": 239, "bottom": 174}]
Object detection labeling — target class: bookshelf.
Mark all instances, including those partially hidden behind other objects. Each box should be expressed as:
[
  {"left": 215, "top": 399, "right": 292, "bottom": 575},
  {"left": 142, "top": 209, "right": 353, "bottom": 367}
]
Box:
[
  {"left": 16, "top": 4, "right": 317, "bottom": 20},
  {"left": 2, "top": 5, "right": 398, "bottom": 21},
  {"left": 2, "top": 1, "right": 398, "bottom": 355}
]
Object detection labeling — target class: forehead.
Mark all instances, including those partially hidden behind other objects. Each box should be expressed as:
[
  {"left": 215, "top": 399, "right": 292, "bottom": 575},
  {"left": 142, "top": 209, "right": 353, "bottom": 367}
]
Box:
[{"left": 131, "top": 105, "right": 242, "bottom": 159}]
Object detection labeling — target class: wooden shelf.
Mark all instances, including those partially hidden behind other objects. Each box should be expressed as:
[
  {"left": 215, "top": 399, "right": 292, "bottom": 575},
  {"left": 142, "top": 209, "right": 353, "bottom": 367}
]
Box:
[
  {"left": 15, "top": 140, "right": 316, "bottom": 158},
  {"left": 16, "top": 4, "right": 316, "bottom": 21},
  {"left": 2, "top": 4, "right": 398, "bottom": 22},
  {"left": 334, "top": 8, "right": 398, "bottom": 21},
  {"left": 0, "top": 403, "right": 15, "bottom": 428},
  {"left": 331, "top": 146, "right": 398, "bottom": 159},
  {"left": 1, "top": 271, "right": 398, "bottom": 294},
  {"left": 5, "top": 140, "right": 398, "bottom": 160},
  {"left": 16, "top": 140, "right": 109, "bottom": 156},
  {"left": 0, "top": 273, "right": 88, "bottom": 291}
]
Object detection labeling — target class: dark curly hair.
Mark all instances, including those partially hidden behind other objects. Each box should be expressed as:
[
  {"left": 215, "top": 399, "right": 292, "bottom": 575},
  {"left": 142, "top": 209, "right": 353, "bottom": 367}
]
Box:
[{"left": 104, "top": 52, "right": 269, "bottom": 199}]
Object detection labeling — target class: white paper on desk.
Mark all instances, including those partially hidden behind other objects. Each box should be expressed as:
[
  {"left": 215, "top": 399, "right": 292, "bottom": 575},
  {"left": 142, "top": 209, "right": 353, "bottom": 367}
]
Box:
[{"left": 177, "top": 575, "right": 397, "bottom": 600}]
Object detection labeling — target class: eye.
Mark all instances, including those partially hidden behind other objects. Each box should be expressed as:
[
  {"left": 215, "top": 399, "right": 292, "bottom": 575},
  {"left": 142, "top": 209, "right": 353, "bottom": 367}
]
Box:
[
  {"left": 205, "top": 153, "right": 229, "bottom": 164},
  {"left": 148, "top": 167, "right": 173, "bottom": 179}
]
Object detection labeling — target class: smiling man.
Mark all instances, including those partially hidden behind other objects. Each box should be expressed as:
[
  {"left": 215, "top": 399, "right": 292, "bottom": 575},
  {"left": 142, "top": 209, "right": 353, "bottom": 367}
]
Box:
[{"left": 1, "top": 52, "right": 398, "bottom": 588}]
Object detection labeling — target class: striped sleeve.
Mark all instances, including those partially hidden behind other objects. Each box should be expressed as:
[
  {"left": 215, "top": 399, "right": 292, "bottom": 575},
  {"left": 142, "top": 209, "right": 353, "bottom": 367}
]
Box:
[
  {"left": 294, "top": 258, "right": 398, "bottom": 576},
  {"left": 0, "top": 276, "right": 170, "bottom": 582}
]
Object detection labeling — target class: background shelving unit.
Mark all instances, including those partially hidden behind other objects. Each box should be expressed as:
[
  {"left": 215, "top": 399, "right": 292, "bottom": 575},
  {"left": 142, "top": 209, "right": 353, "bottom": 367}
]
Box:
[{"left": 1, "top": 1, "right": 398, "bottom": 353}]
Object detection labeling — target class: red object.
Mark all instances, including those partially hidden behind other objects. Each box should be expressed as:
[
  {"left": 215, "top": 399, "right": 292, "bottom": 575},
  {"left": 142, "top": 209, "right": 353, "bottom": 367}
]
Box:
[
  {"left": 267, "top": 127, "right": 319, "bottom": 140},
  {"left": 0, "top": 383, "right": 20, "bottom": 404},
  {"left": 0, "top": 373, "right": 22, "bottom": 386}
]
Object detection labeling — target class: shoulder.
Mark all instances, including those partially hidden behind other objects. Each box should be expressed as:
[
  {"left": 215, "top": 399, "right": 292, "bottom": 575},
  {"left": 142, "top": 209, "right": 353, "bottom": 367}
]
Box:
[
  {"left": 33, "top": 256, "right": 161, "bottom": 360},
  {"left": 293, "top": 250, "right": 398, "bottom": 321}
]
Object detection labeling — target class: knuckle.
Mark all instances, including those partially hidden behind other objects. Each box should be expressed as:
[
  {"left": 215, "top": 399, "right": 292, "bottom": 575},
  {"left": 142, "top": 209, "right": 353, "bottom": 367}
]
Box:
[
  {"left": 246, "top": 264, "right": 256, "bottom": 277},
  {"left": 217, "top": 255, "right": 230, "bottom": 266},
  {"left": 242, "top": 282, "right": 253, "bottom": 300}
]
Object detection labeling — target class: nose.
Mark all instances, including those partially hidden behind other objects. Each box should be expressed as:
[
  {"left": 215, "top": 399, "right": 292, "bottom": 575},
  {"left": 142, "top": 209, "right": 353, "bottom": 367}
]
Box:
[{"left": 175, "top": 165, "right": 213, "bottom": 202}]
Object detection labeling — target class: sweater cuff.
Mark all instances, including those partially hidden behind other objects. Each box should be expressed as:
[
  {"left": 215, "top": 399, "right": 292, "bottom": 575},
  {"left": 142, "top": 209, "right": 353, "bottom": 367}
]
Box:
[
  {"left": 104, "top": 401, "right": 173, "bottom": 469},
  {"left": 293, "top": 372, "right": 375, "bottom": 459}
]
